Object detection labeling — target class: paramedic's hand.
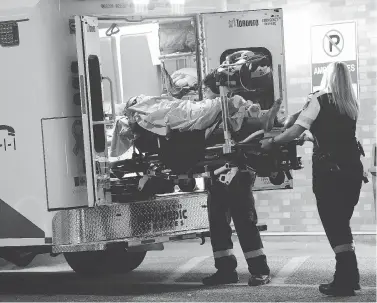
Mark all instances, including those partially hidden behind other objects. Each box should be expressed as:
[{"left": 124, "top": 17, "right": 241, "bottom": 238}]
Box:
[
  {"left": 275, "top": 97, "right": 283, "bottom": 105},
  {"left": 297, "top": 131, "right": 314, "bottom": 145},
  {"left": 260, "top": 138, "right": 274, "bottom": 151}
]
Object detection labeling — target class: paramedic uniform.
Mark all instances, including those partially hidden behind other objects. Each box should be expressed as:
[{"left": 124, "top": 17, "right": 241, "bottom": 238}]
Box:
[
  {"left": 295, "top": 90, "right": 363, "bottom": 288},
  {"left": 206, "top": 169, "right": 270, "bottom": 277}
]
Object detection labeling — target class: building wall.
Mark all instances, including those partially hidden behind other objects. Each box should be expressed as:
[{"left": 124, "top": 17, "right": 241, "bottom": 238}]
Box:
[{"left": 226, "top": 0, "right": 377, "bottom": 232}]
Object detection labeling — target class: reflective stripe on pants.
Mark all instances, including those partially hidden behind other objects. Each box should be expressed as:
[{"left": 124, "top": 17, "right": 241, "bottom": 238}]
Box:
[
  {"left": 214, "top": 249, "right": 235, "bottom": 259},
  {"left": 244, "top": 248, "right": 265, "bottom": 260},
  {"left": 334, "top": 241, "right": 355, "bottom": 254}
]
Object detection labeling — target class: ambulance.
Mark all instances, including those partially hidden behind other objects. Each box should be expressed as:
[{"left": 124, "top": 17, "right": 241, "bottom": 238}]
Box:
[{"left": 0, "top": 0, "right": 297, "bottom": 274}]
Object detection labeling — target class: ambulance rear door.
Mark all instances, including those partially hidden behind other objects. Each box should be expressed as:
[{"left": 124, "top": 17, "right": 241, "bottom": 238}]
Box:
[
  {"left": 75, "top": 15, "right": 111, "bottom": 206},
  {"left": 199, "top": 9, "right": 293, "bottom": 191}
]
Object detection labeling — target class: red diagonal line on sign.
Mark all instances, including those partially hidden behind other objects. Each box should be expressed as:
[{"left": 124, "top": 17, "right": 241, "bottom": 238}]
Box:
[{"left": 325, "top": 34, "right": 341, "bottom": 53}]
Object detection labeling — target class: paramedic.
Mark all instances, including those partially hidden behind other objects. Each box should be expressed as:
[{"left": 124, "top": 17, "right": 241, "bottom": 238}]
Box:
[
  {"left": 201, "top": 73, "right": 272, "bottom": 287},
  {"left": 261, "top": 61, "right": 363, "bottom": 297}
]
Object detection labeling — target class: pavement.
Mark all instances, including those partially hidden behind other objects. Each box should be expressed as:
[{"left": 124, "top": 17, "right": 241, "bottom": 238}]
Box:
[{"left": 0, "top": 235, "right": 375, "bottom": 302}]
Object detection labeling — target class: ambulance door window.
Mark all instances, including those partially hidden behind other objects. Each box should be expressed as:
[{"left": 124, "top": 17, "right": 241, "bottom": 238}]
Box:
[
  {"left": 88, "top": 55, "right": 106, "bottom": 154},
  {"left": 219, "top": 47, "right": 273, "bottom": 110}
]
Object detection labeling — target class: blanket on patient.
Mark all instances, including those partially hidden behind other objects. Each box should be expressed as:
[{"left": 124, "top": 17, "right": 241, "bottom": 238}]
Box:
[
  {"left": 110, "top": 94, "right": 265, "bottom": 158},
  {"left": 127, "top": 94, "right": 263, "bottom": 135}
]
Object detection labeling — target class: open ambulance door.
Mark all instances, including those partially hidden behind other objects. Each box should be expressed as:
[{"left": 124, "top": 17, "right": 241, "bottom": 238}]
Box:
[
  {"left": 199, "top": 9, "right": 293, "bottom": 191},
  {"left": 75, "top": 16, "right": 110, "bottom": 206}
]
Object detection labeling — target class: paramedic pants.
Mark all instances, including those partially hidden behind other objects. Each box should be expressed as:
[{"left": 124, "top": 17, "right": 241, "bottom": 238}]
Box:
[
  {"left": 313, "top": 160, "right": 363, "bottom": 285},
  {"left": 207, "top": 171, "right": 270, "bottom": 275}
]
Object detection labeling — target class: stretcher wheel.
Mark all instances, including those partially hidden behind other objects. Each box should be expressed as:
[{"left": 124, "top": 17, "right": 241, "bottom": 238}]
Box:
[
  {"left": 178, "top": 178, "right": 196, "bottom": 192},
  {"left": 269, "top": 171, "right": 285, "bottom": 185},
  {"left": 64, "top": 250, "right": 146, "bottom": 275}
]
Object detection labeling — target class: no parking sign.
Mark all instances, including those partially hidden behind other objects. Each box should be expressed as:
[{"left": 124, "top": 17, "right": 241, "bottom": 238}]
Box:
[{"left": 311, "top": 21, "right": 358, "bottom": 97}]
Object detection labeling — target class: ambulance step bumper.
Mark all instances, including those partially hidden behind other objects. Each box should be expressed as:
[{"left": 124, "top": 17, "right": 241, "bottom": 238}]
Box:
[
  {"left": 52, "top": 192, "right": 210, "bottom": 247},
  {"left": 52, "top": 192, "right": 267, "bottom": 253}
]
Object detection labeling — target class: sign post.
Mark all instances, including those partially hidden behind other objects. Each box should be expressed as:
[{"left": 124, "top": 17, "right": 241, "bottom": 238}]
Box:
[{"left": 310, "top": 21, "right": 358, "bottom": 97}]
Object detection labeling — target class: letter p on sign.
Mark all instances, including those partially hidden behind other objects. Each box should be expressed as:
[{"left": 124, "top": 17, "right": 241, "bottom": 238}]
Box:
[{"left": 323, "top": 30, "right": 344, "bottom": 57}]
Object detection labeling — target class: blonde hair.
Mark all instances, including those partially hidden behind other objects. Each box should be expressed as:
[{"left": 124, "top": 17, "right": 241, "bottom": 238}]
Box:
[{"left": 320, "top": 61, "right": 359, "bottom": 120}]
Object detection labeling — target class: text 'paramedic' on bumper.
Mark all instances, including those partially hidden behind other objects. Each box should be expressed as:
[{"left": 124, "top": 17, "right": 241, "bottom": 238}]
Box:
[{"left": 136, "top": 205, "right": 189, "bottom": 231}]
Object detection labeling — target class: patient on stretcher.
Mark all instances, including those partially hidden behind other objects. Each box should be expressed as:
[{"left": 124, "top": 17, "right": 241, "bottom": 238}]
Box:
[{"left": 110, "top": 85, "right": 283, "bottom": 159}]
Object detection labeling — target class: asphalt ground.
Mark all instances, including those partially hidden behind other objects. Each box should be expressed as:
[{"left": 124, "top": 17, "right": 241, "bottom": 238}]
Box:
[{"left": 0, "top": 235, "right": 375, "bottom": 302}]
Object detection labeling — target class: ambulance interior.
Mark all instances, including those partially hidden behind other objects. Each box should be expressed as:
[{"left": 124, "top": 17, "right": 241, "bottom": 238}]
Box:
[
  {"left": 99, "top": 18, "right": 201, "bottom": 150},
  {"left": 91, "top": 17, "right": 301, "bottom": 202}
]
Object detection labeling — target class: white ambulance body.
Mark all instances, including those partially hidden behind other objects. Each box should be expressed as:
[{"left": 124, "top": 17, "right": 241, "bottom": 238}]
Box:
[{"left": 0, "top": 0, "right": 290, "bottom": 274}]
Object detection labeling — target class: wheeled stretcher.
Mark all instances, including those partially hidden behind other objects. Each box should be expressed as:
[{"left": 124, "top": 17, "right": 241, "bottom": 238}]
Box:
[
  {"left": 110, "top": 135, "right": 302, "bottom": 199},
  {"left": 109, "top": 53, "right": 304, "bottom": 201}
]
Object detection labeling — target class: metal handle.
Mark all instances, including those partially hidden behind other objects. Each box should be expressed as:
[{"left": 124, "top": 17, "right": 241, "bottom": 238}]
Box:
[
  {"left": 219, "top": 86, "right": 232, "bottom": 154},
  {"left": 102, "top": 76, "right": 116, "bottom": 122},
  {"left": 278, "top": 64, "right": 283, "bottom": 100},
  {"left": 158, "top": 52, "right": 195, "bottom": 61},
  {"left": 105, "top": 23, "right": 120, "bottom": 37},
  {"left": 93, "top": 120, "right": 114, "bottom": 126}
]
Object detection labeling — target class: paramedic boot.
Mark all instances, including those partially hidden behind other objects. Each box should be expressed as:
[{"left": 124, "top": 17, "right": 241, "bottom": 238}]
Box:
[
  {"left": 319, "top": 281, "right": 356, "bottom": 296},
  {"left": 319, "top": 251, "right": 359, "bottom": 296},
  {"left": 247, "top": 255, "right": 271, "bottom": 286},
  {"left": 202, "top": 270, "right": 239, "bottom": 286},
  {"left": 248, "top": 274, "right": 271, "bottom": 286},
  {"left": 320, "top": 281, "right": 360, "bottom": 293}
]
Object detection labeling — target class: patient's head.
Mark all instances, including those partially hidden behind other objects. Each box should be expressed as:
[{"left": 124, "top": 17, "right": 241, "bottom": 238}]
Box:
[
  {"left": 203, "top": 72, "right": 220, "bottom": 99},
  {"left": 203, "top": 85, "right": 218, "bottom": 99}
]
